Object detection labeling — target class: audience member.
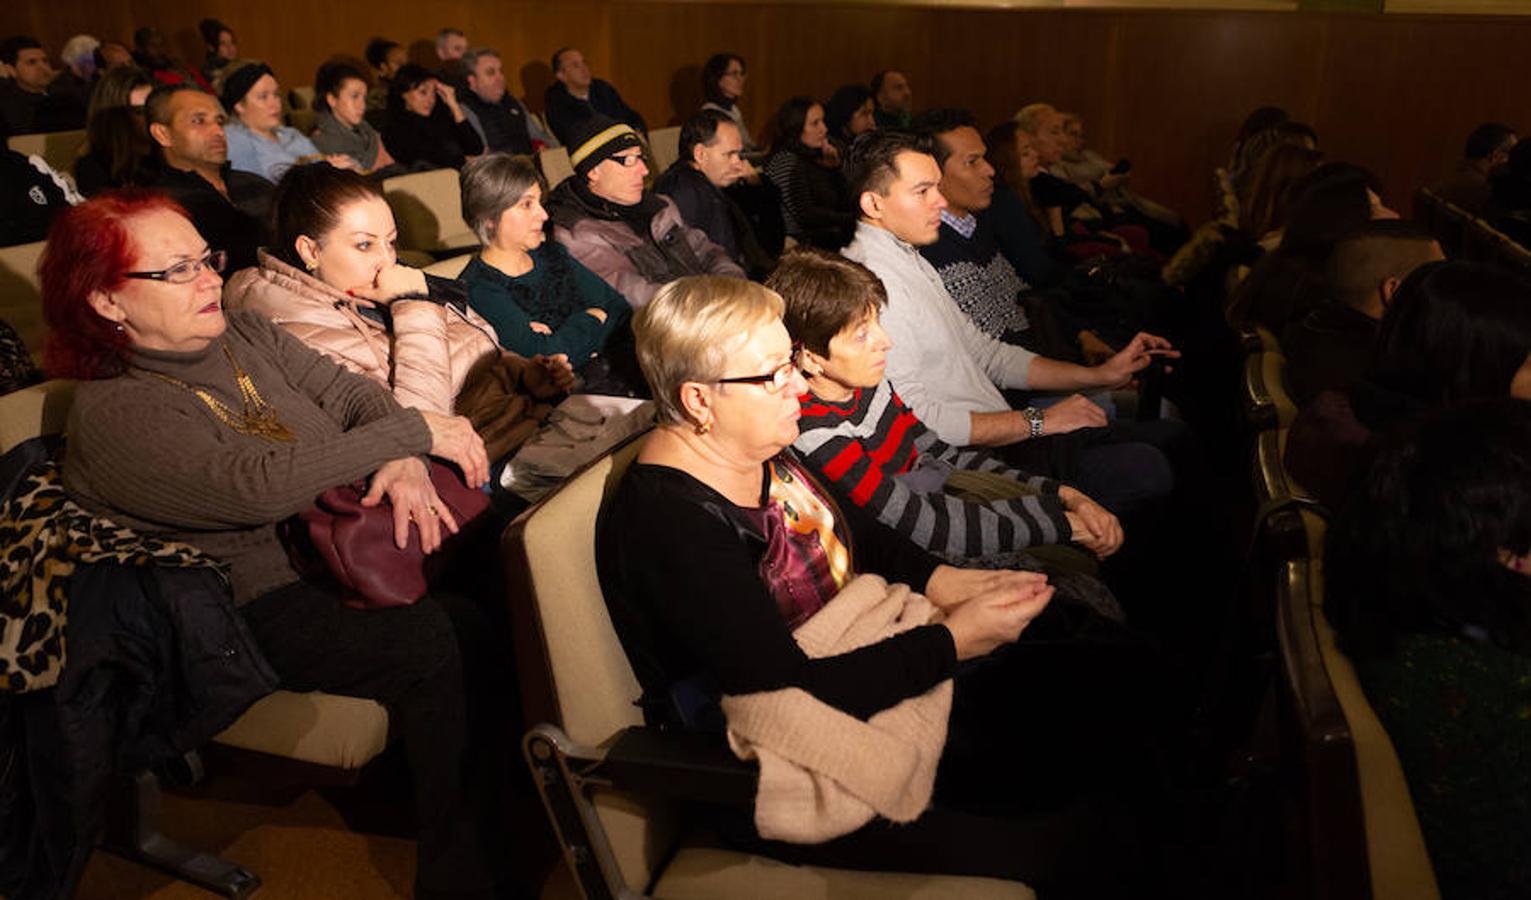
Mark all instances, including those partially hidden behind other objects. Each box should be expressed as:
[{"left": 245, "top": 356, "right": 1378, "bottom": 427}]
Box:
[
  {"left": 1014, "top": 104, "right": 1094, "bottom": 230},
  {"left": 1492, "top": 139, "right": 1531, "bottom": 246},
  {"left": 1231, "top": 119, "right": 1320, "bottom": 209},
  {"left": 543, "top": 47, "right": 646, "bottom": 147},
  {"left": 1056, "top": 111, "right": 1184, "bottom": 245},
  {"left": 459, "top": 48, "right": 554, "bottom": 155},
  {"left": 545, "top": 115, "right": 742, "bottom": 308},
  {"left": 1282, "top": 221, "right": 1442, "bottom": 405},
  {"left": 1325, "top": 398, "right": 1531, "bottom": 900},
  {"left": 772, "top": 247, "right": 1118, "bottom": 572},
  {"left": 434, "top": 27, "right": 469, "bottom": 90},
  {"left": 132, "top": 27, "right": 211, "bottom": 91},
  {"left": 224, "top": 63, "right": 350, "bottom": 182},
  {"left": 870, "top": 69, "right": 911, "bottom": 129},
  {"left": 363, "top": 37, "right": 405, "bottom": 111},
  {"left": 984, "top": 120, "right": 1066, "bottom": 288},
  {"left": 1239, "top": 143, "right": 1324, "bottom": 249},
  {"left": 1228, "top": 105, "right": 1289, "bottom": 173},
  {"left": 460, "top": 153, "right": 635, "bottom": 391},
  {"left": 0, "top": 116, "right": 77, "bottom": 247},
  {"left": 381, "top": 63, "right": 484, "bottom": 170},
  {"left": 598, "top": 274, "right": 1167, "bottom": 895},
  {"left": 51, "top": 34, "right": 101, "bottom": 112},
  {"left": 224, "top": 162, "right": 569, "bottom": 459},
  {"left": 0, "top": 36, "right": 84, "bottom": 133},
  {"left": 95, "top": 40, "right": 134, "bottom": 72},
  {"left": 43, "top": 190, "right": 511, "bottom": 900},
  {"left": 824, "top": 83, "right": 876, "bottom": 152},
  {"left": 143, "top": 83, "right": 273, "bottom": 272},
  {"left": 763, "top": 96, "right": 855, "bottom": 249},
  {"left": 656, "top": 109, "right": 773, "bottom": 277},
  {"left": 74, "top": 65, "right": 155, "bottom": 195},
  {"left": 1230, "top": 161, "right": 1397, "bottom": 332},
  {"left": 1435, "top": 123, "right": 1518, "bottom": 218},
  {"left": 1285, "top": 260, "right": 1531, "bottom": 508},
  {"left": 198, "top": 18, "right": 238, "bottom": 84},
  {"left": 840, "top": 129, "right": 1174, "bottom": 514},
  {"left": 310, "top": 61, "right": 394, "bottom": 173},
  {"left": 700, "top": 52, "right": 756, "bottom": 152}
]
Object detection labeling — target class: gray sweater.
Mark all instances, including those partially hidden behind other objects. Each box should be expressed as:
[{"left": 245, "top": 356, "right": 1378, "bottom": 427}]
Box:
[{"left": 842, "top": 222, "right": 1035, "bottom": 445}]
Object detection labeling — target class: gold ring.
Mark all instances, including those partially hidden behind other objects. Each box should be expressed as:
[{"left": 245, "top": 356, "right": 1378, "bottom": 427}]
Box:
[{"left": 428, "top": 506, "right": 440, "bottom": 517}]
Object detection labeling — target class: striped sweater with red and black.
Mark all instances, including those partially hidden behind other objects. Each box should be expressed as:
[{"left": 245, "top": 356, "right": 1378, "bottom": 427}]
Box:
[{"left": 793, "top": 380, "right": 1073, "bottom": 563}]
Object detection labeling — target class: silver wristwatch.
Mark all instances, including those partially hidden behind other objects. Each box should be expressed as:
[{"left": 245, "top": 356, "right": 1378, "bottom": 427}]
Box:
[{"left": 1022, "top": 406, "right": 1044, "bottom": 439}]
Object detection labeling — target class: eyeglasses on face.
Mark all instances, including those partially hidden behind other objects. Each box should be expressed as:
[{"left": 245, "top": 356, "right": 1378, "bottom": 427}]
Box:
[
  {"left": 124, "top": 249, "right": 227, "bottom": 284},
  {"left": 611, "top": 151, "right": 644, "bottom": 168},
  {"left": 715, "top": 343, "right": 803, "bottom": 394}
]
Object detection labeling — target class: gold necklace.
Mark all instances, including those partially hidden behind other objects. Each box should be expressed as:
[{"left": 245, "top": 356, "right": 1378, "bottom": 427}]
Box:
[{"left": 146, "top": 342, "right": 296, "bottom": 442}]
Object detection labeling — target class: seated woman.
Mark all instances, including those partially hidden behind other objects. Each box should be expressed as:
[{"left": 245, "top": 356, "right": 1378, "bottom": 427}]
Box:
[
  {"left": 772, "top": 247, "right": 1120, "bottom": 572},
  {"left": 223, "top": 62, "right": 355, "bottom": 183},
  {"left": 381, "top": 63, "right": 484, "bottom": 171},
  {"left": 1326, "top": 398, "right": 1531, "bottom": 900},
  {"left": 762, "top": 96, "right": 855, "bottom": 250},
  {"left": 598, "top": 275, "right": 1170, "bottom": 894},
  {"left": 458, "top": 153, "right": 638, "bottom": 393},
  {"left": 74, "top": 65, "right": 156, "bottom": 196},
  {"left": 310, "top": 60, "right": 396, "bottom": 174},
  {"left": 823, "top": 84, "right": 876, "bottom": 157},
  {"left": 43, "top": 190, "right": 507, "bottom": 898},
  {"left": 700, "top": 52, "right": 757, "bottom": 154},
  {"left": 1238, "top": 144, "right": 1324, "bottom": 251},
  {"left": 1285, "top": 260, "right": 1531, "bottom": 509},
  {"left": 224, "top": 163, "right": 568, "bottom": 459}
]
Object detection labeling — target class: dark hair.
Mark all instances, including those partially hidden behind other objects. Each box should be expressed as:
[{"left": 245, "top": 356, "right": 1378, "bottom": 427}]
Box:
[
  {"left": 388, "top": 63, "right": 436, "bottom": 111},
  {"left": 701, "top": 53, "right": 744, "bottom": 108},
  {"left": 845, "top": 128, "right": 936, "bottom": 200},
  {"left": 132, "top": 27, "right": 159, "bottom": 52},
  {"left": 1327, "top": 398, "right": 1531, "bottom": 659},
  {"left": 1271, "top": 120, "right": 1318, "bottom": 147},
  {"left": 1276, "top": 162, "right": 1385, "bottom": 265},
  {"left": 984, "top": 121, "right": 1047, "bottom": 229},
  {"left": 678, "top": 109, "right": 734, "bottom": 165},
  {"left": 551, "top": 47, "right": 573, "bottom": 72},
  {"left": 0, "top": 35, "right": 42, "bottom": 67},
  {"left": 768, "top": 95, "right": 818, "bottom": 156},
  {"left": 1466, "top": 122, "right": 1517, "bottom": 161},
  {"left": 824, "top": 84, "right": 872, "bottom": 141},
  {"left": 364, "top": 37, "right": 399, "bottom": 70},
  {"left": 869, "top": 69, "right": 899, "bottom": 96},
  {"left": 270, "top": 163, "right": 386, "bottom": 269},
  {"left": 314, "top": 61, "right": 368, "bottom": 114},
  {"left": 1239, "top": 143, "right": 1324, "bottom": 237},
  {"left": 86, "top": 64, "right": 153, "bottom": 121},
  {"left": 1234, "top": 105, "right": 1289, "bottom": 149},
  {"left": 1325, "top": 219, "right": 1438, "bottom": 311},
  {"left": 144, "top": 82, "right": 209, "bottom": 128},
  {"left": 84, "top": 106, "right": 152, "bottom": 186},
  {"left": 1367, "top": 260, "right": 1531, "bottom": 409},
  {"left": 767, "top": 247, "right": 887, "bottom": 358},
  {"left": 911, "top": 108, "right": 979, "bottom": 168},
  {"left": 198, "top": 18, "right": 231, "bottom": 48}
]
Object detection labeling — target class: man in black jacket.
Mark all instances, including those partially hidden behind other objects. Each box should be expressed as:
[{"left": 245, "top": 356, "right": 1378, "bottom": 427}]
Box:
[
  {"left": 143, "top": 84, "right": 273, "bottom": 273},
  {"left": 543, "top": 47, "right": 646, "bottom": 147},
  {"left": 655, "top": 109, "right": 773, "bottom": 278}
]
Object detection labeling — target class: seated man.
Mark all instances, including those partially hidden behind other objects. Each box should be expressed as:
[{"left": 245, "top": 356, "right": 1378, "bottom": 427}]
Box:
[
  {"left": 655, "top": 109, "right": 773, "bottom": 279},
  {"left": 1282, "top": 221, "right": 1443, "bottom": 406},
  {"left": 841, "top": 129, "right": 1174, "bottom": 515},
  {"left": 132, "top": 26, "right": 211, "bottom": 91},
  {"left": 772, "top": 247, "right": 1121, "bottom": 573},
  {"left": 546, "top": 115, "right": 742, "bottom": 308},
  {"left": 542, "top": 47, "right": 646, "bottom": 147},
  {"left": 0, "top": 36, "right": 84, "bottom": 134},
  {"left": 459, "top": 47, "right": 556, "bottom": 155},
  {"left": 143, "top": 83, "right": 273, "bottom": 273},
  {"left": 870, "top": 69, "right": 911, "bottom": 130},
  {"left": 1432, "top": 122, "right": 1515, "bottom": 217},
  {"left": 435, "top": 26, "right": 468, "bottom": 89},
  {"left": 364, "top": 37, "right": 406, "bottom": 111}
]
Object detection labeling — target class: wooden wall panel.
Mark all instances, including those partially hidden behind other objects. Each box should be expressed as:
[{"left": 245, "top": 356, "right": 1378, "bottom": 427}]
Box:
[{"left": 5, "top": 2, "right": 1531, "bottom": 224}]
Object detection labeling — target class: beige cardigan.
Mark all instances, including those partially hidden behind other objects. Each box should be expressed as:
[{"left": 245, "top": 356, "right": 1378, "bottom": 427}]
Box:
[{"left": 721, "top": 574, "right": 952, "bottom": 844}]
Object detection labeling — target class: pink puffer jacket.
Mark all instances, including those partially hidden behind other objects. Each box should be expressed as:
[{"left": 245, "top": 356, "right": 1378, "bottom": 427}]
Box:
[{"left": 224, "top": 250, "right": 500, "bottom": 415}]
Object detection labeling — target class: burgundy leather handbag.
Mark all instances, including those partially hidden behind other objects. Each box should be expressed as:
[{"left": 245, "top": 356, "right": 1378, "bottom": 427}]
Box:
[{"left": 283, "top": 465, "right": 490, "bottom": 609}]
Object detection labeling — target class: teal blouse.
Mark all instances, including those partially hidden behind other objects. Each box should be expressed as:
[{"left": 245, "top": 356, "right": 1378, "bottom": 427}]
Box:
[{"left": 461, "top": 243, "right": 629, "bottom": 363}]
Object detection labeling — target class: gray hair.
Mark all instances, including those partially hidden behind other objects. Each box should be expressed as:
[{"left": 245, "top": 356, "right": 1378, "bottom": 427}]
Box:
[
  {"left": 460, "top": 47, "right": 500, "bottom": 75},
  {"left": 460, "top": 152, "right": 546, "bottom": 244},
  {"left": 61, "top": 34, "right": 100, "bottom": 68}
]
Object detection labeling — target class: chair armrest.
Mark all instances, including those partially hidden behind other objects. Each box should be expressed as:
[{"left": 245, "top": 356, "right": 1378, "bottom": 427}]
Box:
[{"left": 601, "top": 726, "right": 758, "bottom": 807}]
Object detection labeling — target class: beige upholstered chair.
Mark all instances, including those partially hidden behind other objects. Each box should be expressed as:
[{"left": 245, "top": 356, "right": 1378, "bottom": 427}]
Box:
[
  {"left": 7, "top": 129, "right": 88, "bottom": 179},
  {"left": 647, "top": 126, "right": 682, "bottom": 174},
  {"left": 383, "top": 167, "right": 479, "bottom": 254},
  {"left": 0, "top": 239, "right": 47, "bottom": 363},
  {"left": 287, "top": 85, "right": 315, "bottom": 110},
  {"left": 0, "top": 376, "right": 394, "bottom": 898},
  {"left": 503, "top": 433, "right": 1033, "bottom": 900},
  {"left": 538, "top": 146, "right": 574, "bottom": 189},
  {"left": 423, "top": 252, "right": 475, "bottom": 279}
]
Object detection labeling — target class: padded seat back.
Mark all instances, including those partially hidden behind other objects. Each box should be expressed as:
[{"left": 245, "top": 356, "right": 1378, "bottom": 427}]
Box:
[
  {"left": 648, "top": 126, "right": 681, "bottom": 174},
  {"left": 7, "top": 129, "right": 88, "bottom": 178},
  {"left": 383, "top": 168, "right": 479, "bottom": 254},
  {"left": 423, "top": 253, "right": 474, "bottom": 279},
  {"left": 0, "top": 240, "right": 47, "bottom": 360},
  {"left": 538, "top": 146, "right": 574, "bottom": 189},
  {"left": 0, "top": 379, "right": 76, "bottom": 454},
  {"left": 288, "top": 86, "right": 315, "bottom": 110}
]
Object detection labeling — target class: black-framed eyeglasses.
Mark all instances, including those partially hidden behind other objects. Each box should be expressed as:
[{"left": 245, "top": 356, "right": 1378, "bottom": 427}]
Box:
[
  {"left": 124, "top": 250, "right": 227, "bottom": 284},
  {"left": 612, "top": 151, "right": 644, "bottom": 168},
  {"left": 716, "top": 343, "right": 803, "bottom": 394}
]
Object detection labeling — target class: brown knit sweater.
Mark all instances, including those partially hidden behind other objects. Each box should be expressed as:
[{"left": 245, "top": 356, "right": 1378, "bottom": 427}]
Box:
[{"left": 62, "top": 311, "right": 433, "bottom": 605}]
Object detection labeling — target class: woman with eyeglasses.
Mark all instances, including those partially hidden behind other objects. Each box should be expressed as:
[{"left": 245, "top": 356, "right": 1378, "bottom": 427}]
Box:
[
  {"left": 700, "top": 52, "right": 757, "bottom": 153},
  {"left": 597, "top": 275, "right": 1170, "bottom": 895},
  {"left": 45, "top": 190, "right": 515, "bottom": 898}
]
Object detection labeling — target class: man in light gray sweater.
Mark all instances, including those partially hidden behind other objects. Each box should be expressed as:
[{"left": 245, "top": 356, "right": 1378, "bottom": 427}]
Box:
[{"left": 840, "top": 129, "right": 1176, "bottom": 514}]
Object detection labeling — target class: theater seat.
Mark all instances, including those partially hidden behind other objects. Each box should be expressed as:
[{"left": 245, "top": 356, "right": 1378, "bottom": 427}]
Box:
[
  {"left": 7, "top": 129, "right": 88, "bottom": 179},
  {"left": 538, "top": 146, "right": 574, "bottom": 189},
  {"left": 212, "top": 691, "right": 389, "bottom": 770},
  {"left": 423, "top": 252, "right": 475, "bottom": 279},
  {"left": 383, "top": 168, "right": 479, "bottom": 254},
  {"left": 648, "top": 126, "right": 681, "bottom": 173},
  {"left": 504, "top": 432, "right": 1034, "bottom": 900},
  {"left": 0, "top": 239, "right": 47, "bottom": 362},
  {"left": 288, "top": 85, "right": 315, "bottom": 110},
  {"left": 1242, "top": 347, "right": 1296, "bottom": 433}
]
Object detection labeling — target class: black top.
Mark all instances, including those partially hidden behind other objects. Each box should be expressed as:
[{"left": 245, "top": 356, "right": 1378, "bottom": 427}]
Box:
[
  {"left": 1030, "top": 171, "right": 1094, "bottom": 218},
  {"left": 0, "top": 80, "right": 84, "bottom": 135},
  {"left": 461, "top": 92, "right": 535, "bottom": 155},
  {"left": 542, "top": 79, "right": 647, "bottom": 148},
  {"left": 0, "top": 147, "right": 70, "bottom": 247},
  {"left": 763, "top": 149, "right": 855, "bottom": 250},
  {"left": 984, "top": 183, "right": 1064, "bottom": 289},
  {"left": 655, "top": 163, "right": 740, "bottom": 260},
  {"left": 145, "top": 161, "right": 274, "bottom": 274},
  {"left": 381, "top": 105, "right": 484, "bottom": 170},
  {"left": 1280, "top": 302, "right": 1379, "bottom": 406},
  {"left": 597, "top": 458, "right": 951, "bottom": 728}
]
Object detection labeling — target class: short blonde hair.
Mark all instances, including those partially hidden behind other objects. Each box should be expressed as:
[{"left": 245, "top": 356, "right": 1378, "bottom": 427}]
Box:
[
  {"left": 1014, "top": 102, "right": 1056, "bottom": 136},
  {"left": 634, "top": 276, "right": 785, "bottom": 425}
]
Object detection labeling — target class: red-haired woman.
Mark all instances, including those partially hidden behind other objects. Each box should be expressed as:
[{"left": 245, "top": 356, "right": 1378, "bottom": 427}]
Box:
[{"left": 44, "top": 190, "right": 510, "bottom": 898}]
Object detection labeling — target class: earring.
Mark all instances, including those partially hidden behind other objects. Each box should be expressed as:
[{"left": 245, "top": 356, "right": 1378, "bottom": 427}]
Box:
[
  {"left": 305, "top": 259, "right": 319, "bottom": 272},
  {"left": 695, "top": 420, "right": 711, "bottom": 435},
  {"left": 114, "top": 322, "right": 126, "bottom": 335}
]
